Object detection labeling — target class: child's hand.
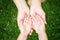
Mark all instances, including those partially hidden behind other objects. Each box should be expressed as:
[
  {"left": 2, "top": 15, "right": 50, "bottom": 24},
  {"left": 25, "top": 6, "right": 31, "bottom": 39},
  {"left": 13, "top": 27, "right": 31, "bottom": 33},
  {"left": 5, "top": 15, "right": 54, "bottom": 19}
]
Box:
[
  {"left": 13, "top": 0, "right": 31, "bottom": 35},
  {"left": 17, "top": 14, "right": 32, "bottom": 34},
  {"left": 16, "top": 1, "right": 32, "bottom": 35},
  {"left": 13, "top": 0, "right": 33, "bottom": 36}
]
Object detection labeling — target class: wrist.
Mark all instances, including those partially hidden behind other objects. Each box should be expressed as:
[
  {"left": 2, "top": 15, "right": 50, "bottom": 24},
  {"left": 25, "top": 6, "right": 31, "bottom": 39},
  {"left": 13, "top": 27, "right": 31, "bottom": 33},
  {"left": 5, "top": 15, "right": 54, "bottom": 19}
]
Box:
[
  {"left": 38, "top": 32, "right": 48, "bottom": 40},
  {"left": 31, "top": 0, "right": 41, "bottom": 6},
  {"left": 20, "top": 0, "right": 25, "bottom": 1},
  {"left": 21, "top": 32, "right": 28, "bottom": 36},
  {"left": 21, "top": 0, "right": 28, "bottom": 7},
  {"left": 17, "top": 33, "right": 28, "bottom": 40},
  {"left": 20, "top": 0, "right": 26, "bottom": 4},
  {"left": 18, "top": 0, "right": 28, "bottom": 10},
  {"left": 38, "top": 31, "right": 46, "bottom": 35},
  {"left": 31, "top": 0, "right": 40, "bottom": 4}
]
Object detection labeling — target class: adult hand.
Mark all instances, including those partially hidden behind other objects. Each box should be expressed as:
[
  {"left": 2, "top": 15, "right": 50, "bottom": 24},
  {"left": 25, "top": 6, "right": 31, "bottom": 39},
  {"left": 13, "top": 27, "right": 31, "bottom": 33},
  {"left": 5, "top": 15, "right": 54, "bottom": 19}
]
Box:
[
  {"left": 29, "top": 0, "right": 47, "bottom": 33},
  {"left": 32, "top": 13, "right": 45, "bottom": 34},
  {"left": 30, "top": 0, "right": 47, "bottom": 24},
  {"left": 32, "top": 14, "right": 48, "bottom": 40}
]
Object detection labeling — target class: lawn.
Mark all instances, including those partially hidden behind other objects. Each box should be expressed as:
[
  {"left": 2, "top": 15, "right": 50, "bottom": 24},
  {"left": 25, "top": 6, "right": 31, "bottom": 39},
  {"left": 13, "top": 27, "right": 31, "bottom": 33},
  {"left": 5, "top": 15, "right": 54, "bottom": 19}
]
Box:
[{"left": 0, "top": 0, "right": 60, "bottom": 40}]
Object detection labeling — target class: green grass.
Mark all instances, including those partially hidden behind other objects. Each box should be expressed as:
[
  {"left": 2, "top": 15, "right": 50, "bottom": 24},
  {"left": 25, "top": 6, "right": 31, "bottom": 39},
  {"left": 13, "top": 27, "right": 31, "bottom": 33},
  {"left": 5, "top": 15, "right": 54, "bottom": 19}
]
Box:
[{"left": 0, "top": 0, "right": 60, "bottom": 40}]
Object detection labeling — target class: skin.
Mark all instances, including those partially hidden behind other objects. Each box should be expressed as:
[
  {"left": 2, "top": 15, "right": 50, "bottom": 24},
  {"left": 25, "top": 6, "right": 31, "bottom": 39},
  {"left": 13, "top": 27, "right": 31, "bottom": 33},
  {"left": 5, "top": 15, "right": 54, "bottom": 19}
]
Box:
[
  {"left": 13, "top": 0, "right": 32, "bottom": 40},
  {"left": 32, "top": 13, "right": 48, "bottom": 40},
  {"left": 29, "top": 0, "right": 48, "bottom": 40},
  {"left": 13, "top": 0, "right": 48, "bottom": 40},
  {"left": 29, "top": 0, "right": 47, "bottom": 24}
]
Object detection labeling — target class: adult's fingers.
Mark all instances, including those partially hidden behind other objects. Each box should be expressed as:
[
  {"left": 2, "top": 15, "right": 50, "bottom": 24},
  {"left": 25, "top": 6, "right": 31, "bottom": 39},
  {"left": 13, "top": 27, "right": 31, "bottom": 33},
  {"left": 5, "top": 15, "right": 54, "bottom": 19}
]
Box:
[
  {"left": 29, "top": 29, "right": 33, "bottom": 35},
  {"left": 31, "top": 13, "right": 45, "bottom": 33},
  {"left": 35, "top": 7, "right": 47, "bottom": 24},
  {"left": 31, "top": 14, "right": 39, "bottom": 33}
]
